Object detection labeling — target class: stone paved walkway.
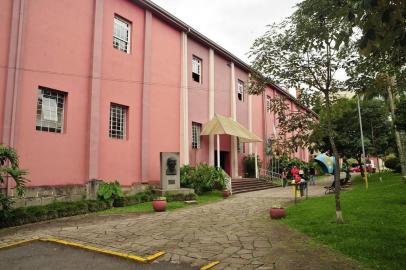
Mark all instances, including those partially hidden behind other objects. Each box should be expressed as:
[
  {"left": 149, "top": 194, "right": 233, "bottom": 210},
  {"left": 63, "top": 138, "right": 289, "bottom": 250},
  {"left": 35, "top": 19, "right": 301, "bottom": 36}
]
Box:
[{"left": 0, "top": 175, "right": 364, "bottom": 270}]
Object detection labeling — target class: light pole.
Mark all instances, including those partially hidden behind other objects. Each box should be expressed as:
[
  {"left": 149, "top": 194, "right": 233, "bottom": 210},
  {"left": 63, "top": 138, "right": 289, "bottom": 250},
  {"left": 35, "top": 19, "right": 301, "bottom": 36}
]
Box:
[{"left": 357, "top": 94, "right": 368, "bottom": 189}]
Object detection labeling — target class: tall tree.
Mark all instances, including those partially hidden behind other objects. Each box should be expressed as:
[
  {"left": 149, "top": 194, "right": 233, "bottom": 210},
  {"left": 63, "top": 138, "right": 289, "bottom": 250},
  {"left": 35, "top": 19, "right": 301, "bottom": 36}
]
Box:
[
  {"left": 345, "top": 52, "right": 406, "bottom": 182},
  {"left": 249, "top": 0, "right": 352, "bottom": 223},
  {"left": 336, "top": 0, "right": 406, "bottom": 65},
  {"left": 311, "top": 98, "right": 395, "bottom": 173}
]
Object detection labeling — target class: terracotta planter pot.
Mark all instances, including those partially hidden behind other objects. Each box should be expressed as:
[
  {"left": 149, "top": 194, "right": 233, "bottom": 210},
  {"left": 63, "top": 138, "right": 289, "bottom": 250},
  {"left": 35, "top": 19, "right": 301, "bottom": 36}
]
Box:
[
  {"left": 222, "top": 190, "right": 231, "bottom": 198},
  {"left": 270, "top": 207, "right": 285, "bottom": 219},
  {"left": 152, "top": 200, "right": 167, "bottom": 212}
]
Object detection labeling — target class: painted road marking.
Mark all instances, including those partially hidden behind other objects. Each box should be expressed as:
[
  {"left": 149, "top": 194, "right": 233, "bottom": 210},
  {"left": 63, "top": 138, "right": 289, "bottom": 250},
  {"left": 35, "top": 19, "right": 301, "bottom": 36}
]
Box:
[
  {"left": 200, "top": 260, "right": 220, "bottom": 270},
  {"left": 0, "top": 237, "right": 165, "bottom": 263}
]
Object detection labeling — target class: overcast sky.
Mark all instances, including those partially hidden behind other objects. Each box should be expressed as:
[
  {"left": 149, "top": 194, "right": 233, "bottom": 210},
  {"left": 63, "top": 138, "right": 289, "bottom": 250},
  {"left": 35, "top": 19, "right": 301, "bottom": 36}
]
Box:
[{"left": 152, "top": 0, "right": 301, "bottom": 64}]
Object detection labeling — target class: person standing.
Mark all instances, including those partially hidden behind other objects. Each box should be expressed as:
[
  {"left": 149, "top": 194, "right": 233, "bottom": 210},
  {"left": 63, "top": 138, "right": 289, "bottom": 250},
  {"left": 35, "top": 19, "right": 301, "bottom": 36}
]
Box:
[
  {"left": 291, "top": 165, "right": 299, "bottom": 179},
  {"left": 309, "top": 166, "right": 316, "bottom": 185},
  {"left": 281, "top": 168, "right": 288, "bottom": 187}
]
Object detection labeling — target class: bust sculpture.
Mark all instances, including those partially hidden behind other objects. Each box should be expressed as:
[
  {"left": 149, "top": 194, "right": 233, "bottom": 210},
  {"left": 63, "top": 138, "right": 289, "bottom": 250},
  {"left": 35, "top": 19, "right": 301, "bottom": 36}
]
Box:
[{"left": 166, "top": 157, "right": 177, "bottom": 175}]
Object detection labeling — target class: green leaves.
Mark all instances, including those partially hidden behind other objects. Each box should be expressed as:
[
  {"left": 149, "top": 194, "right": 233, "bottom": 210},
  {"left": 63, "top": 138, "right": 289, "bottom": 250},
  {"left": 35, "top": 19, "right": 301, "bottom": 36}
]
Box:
[
  {"left": 0, "top": 145, "right": 29, "bottom": 211},
  {"left": 310, "top": 97, "right": 394, "bottom": 158},
  {"left": 180, "top": 164, "right": 226, "bottom": 195},
  {"left": 97, "top": 181, "right": 124, "bottom": 206}
]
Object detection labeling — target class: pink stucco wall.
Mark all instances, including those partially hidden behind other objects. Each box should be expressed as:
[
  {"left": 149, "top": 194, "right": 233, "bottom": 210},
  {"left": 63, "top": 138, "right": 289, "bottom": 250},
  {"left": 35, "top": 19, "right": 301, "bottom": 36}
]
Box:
[
  {"left": 252, "top": 93, "right": 265, "bottom": 171},
  {"left": 188, "top": 38, "right": 209, "bottom": 166},
  {"left": 0, "top": 0, "right": 13, "bottom": 141},
  {"left": 235, "top": 67, "right": 249, "bottom": 176},
  {"left": 14, "top": 0, "right": 94, "bottom": 186},
  {"left": 147, "top": 16, "right": 181, "bottom": 183},
  {"left": 98, "top": 0, "right": 144, "bottom": 186},
  {"left": 214, "top": 56, "right": 231, "bottom": 117},
  {"left": 0, "top": 0, "right": 312, "bottom": 190}
]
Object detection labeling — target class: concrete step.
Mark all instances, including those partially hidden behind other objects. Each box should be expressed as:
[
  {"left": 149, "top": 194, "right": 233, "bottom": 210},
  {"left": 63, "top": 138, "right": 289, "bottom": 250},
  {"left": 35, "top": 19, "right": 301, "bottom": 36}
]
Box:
[
  {"left": 232, "top": 185, "right": 279, "bottom": 194},
  {"left": 231, "top": 178, "right": 280, "bottom": 194}
]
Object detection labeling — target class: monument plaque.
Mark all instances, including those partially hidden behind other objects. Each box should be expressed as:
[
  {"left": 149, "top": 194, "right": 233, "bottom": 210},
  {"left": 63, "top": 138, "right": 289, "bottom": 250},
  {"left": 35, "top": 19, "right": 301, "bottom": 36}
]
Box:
[
  {"left": 155, "top": 152, "right": 195, "bottom": 196},
  {"left": 160, "top": 152, "right": 180, "bottom": 190}
]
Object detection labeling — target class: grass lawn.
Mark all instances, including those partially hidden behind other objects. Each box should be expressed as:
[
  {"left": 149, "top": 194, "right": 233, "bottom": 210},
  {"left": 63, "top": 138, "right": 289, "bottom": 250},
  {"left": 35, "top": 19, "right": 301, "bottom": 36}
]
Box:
[
  {"left": 282, "top": 172, "right": 406, "bottom": 270},
  {"left": 99, "top": 191, "right": 223, "bottom": 215}
]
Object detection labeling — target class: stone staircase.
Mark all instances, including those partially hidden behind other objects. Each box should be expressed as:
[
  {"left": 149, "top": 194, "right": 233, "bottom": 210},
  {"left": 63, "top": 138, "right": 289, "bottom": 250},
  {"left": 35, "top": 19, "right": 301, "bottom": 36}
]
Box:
[{"left": 231, "top": 178, "right": 280, "bottom": 194}]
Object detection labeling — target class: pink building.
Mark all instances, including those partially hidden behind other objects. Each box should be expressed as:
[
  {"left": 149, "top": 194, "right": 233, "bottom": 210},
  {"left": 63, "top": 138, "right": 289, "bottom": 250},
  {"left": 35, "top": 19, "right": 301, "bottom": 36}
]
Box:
[{"left": 0, "top": 0, "right": 315, "bottom": 204}]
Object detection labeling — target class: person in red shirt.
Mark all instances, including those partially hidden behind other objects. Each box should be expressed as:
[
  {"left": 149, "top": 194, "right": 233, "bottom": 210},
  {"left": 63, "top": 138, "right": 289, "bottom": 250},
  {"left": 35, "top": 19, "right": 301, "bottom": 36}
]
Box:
[{"left": 291, "top": 165, "right": 299, "bottom": 179}]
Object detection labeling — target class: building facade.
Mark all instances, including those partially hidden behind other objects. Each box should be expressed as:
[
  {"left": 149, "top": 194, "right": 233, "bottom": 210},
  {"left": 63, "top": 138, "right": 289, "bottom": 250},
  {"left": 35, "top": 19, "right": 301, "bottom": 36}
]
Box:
[{"left": 0, "top": 0, "right": 314, "bottom": 203}]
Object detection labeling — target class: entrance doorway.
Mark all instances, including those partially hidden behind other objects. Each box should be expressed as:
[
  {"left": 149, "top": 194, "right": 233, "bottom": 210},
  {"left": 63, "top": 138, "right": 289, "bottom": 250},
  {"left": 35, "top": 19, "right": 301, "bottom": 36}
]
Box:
[{"left": 214, "top": 151, "right": 230, "bottom": 175}]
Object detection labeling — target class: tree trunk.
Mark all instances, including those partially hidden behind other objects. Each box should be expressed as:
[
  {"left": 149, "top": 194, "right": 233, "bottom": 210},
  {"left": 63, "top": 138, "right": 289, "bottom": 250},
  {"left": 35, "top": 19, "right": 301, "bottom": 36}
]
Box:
[
  {"left": 377, "top": 155, "right": 382, "bottom": 182},
  {"left": 324, "top": 92, "right": 344, "bottom": 224},
  {"left": 357, "top": 156, "right": 364, "bottom": 178},
  {"left": 386, "top": 78, "right": 406, "bottom": 183}
]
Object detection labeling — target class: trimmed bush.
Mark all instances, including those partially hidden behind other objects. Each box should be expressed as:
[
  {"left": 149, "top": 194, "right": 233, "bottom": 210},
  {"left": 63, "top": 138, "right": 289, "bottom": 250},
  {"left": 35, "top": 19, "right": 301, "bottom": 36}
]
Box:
[
  {"left": 121, "top": 191, "right": 155, "bottom": 207},
  {"left": 180, "top": 164, "right": 225, "bottom": 195},
  {"left": 166, "top": 193, "right": 197, "bottom": 202},
  {"left": 0, "top": 200, "right": 110, "bottom": 228},
  {"left": 180, "top": 165, "right": 195, "bottom": 188}
]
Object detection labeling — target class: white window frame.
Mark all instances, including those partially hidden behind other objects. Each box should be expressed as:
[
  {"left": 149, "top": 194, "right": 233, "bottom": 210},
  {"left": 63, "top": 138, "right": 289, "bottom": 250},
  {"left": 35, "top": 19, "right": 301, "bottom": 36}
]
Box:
[
  {"left": 192, "top": 122, "right": 202, "bottom": 149},
  {"left": 36, "top": 86, "right": 66, "bottom": 133},
  {"left": 192, "top": 56, "right": 202, "bottom": 83},
  {"left": 109, "top": 103, "right": 128, "bottom": 140},
  {"left": 237, "top": 80, "right": 244, "bottom": 101},
  {"left": 113, "top": 15, "right": 131, "bottom": 53}
]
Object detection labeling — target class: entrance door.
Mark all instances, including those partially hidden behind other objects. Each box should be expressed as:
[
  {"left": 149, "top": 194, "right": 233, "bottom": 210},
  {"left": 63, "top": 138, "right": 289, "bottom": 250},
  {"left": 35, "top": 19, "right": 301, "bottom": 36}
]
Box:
[{"left": 214, "top": 151, "right": 230, "bottom": 175}]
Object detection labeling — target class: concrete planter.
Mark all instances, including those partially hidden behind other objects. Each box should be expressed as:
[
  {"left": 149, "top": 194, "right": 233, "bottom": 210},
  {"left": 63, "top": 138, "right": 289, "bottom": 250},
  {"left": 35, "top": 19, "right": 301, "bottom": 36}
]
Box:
[
  {"left": 270, "top": 207, "right": 285, "bottom": 219},
  {"left": 152, "top": 199, "right": 167, "bottom": 212}
]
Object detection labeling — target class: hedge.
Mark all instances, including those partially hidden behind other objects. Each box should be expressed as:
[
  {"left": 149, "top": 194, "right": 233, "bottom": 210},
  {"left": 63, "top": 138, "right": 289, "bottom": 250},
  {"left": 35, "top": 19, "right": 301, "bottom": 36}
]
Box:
[
  {"left": 113, "top": 191, "right": 198, "bottom": 207},
  {"left": 0, "top": 200, "right": 110, "bottom": 228},
  {"left": 0, "top": 191, "right": 198, "bottom": 228},
  {"left": 113, "top": 191, "right": 155, "bottom": 207}
]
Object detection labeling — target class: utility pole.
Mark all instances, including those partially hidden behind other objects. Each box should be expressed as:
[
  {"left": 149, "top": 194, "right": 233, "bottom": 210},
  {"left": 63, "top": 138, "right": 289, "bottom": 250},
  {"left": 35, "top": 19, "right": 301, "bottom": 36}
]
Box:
[{"left": 357, "top": 95, "right": 368, "bottom": 189}]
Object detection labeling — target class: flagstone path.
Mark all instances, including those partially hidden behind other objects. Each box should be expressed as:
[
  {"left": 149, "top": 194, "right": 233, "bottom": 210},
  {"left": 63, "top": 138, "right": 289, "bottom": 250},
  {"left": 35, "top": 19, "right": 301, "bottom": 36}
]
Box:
[{"left": 0, "top": 175, "right": 364, "bottom": 269}]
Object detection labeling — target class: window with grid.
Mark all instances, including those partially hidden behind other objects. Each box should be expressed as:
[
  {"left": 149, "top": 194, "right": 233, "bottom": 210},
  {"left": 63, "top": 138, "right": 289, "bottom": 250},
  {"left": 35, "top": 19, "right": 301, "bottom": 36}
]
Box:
[
  {"left": 192, "top": 56, "right": 202, "bottom": 83},
  {"left": 113, "top": 16, "right": 131, "bottom": 53},
  {"left": 36, "top": 87, "right": 66, "bottom": 133},
  {"left": 192, "top": 122, "right": 202, "bottom": 149},
  {"left": 109, "top": 103, "right": 128, "bottom": 139},
  {"left": 237, "top": 80, "right": 244, "bottom": 101},
  {"left": 266, "top": 96, "right": 271, "bottom": 113}
]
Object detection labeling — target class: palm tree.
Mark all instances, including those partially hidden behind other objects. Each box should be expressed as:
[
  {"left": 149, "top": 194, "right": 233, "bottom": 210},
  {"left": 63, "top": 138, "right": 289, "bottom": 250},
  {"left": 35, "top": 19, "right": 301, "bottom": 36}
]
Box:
[{"left": 0, "top": 145, "right": 28, "bottom": 211}]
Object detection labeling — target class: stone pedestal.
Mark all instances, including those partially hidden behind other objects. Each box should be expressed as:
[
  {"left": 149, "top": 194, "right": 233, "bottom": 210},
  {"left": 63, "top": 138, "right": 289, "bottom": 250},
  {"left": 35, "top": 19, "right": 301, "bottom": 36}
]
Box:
[{"left": 154, "top": 152, "right": 194, "bottom": 196}]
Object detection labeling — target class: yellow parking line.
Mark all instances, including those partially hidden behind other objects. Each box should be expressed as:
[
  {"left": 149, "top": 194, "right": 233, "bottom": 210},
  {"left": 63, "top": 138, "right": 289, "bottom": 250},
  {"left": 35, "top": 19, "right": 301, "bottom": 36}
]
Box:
[
  {"left": 145, "top": 251, "right": 166, "bottom": 262},
  {"left": 200, "top": 261, "right": 220, "bottom": 270},
  {"left": 0, "top": 237, "right": 39, "bottom": 250},
  {"left": 1, "top": 237, "right": 166, "bottom": 263},
  {"left": 39, "top": 237, "right": 165, "bottom": 263}
]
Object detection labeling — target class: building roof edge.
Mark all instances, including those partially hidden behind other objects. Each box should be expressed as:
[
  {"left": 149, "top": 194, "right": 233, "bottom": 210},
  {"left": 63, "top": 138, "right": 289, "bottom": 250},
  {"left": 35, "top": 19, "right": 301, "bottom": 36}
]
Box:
[{"left": 132, "top": 0, "right": 318, "bottom": 117}]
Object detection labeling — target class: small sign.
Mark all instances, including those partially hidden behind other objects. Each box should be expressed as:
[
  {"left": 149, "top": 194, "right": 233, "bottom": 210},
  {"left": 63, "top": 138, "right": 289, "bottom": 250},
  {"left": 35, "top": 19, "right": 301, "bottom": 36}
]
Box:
[{"left": 168, "top": 179, "right": 176, "bottom": 185}]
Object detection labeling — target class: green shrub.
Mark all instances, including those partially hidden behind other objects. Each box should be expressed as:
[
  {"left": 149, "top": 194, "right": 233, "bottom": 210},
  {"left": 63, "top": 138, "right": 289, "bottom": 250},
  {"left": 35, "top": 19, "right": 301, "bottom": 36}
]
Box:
[
  {"left": 180, "top": 164, "right": 225, "bottom": 195},
  {"left": 122, "top": 191, "right": 155, "bottom": 207},
  {"left": 97, "top": 181, "right": 124, "bottom": 206},
  {"left": 180, "top": 164, "right": 195, "bottom": 188},
  {"left": 0, "top": 200, "right": 111, "bottom": 228},
  {"left": 384, "top": 156, "right": 401, "bottom": 172},
  {"left": 243, "top": 154, "right": 262, "bottom": 178},
  {"left": 166, "top": 193, "right": 197, "bottom": 202}
]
